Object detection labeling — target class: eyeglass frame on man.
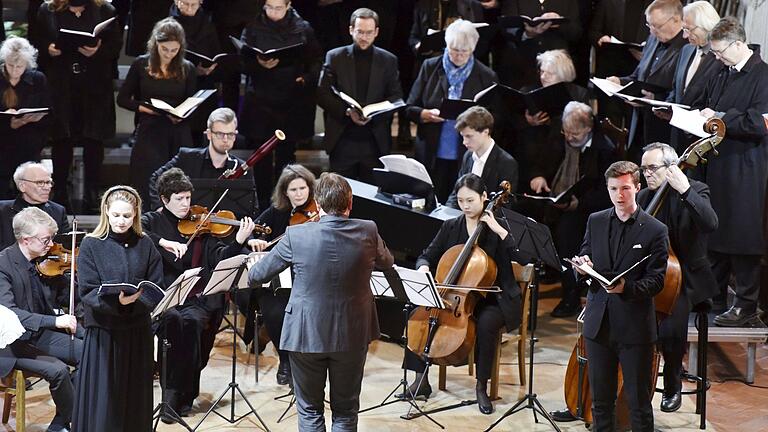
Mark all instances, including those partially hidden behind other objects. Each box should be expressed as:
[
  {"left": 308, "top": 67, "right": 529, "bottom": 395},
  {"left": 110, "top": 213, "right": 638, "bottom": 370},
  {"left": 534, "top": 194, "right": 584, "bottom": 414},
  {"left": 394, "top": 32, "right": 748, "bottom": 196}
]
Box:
[
  {"left": 209, "top": 130, "right": 238, "bottom": 141},
  {"left": 28, "top": 235, "right": 54, "bottom": 246},
  {"left": 21, "top": 178, "right": 54, "bottom": 188},
  {"left": 639, "top": 163, "right": 670, "bottom": 174},
  {"left": 646, "top": 15, "right": 674, "bottom": 31},
  {"left": 710, "top": 40, "right": 738, "bottom": 57}
]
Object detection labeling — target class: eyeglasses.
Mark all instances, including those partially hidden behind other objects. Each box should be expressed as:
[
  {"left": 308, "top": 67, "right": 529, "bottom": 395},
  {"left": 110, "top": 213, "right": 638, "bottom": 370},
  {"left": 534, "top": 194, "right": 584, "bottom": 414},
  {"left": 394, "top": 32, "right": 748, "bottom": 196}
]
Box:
[
  {"left": 711, "top": 40, "right": 737, "bottom": 57},
  {"left": 448, "top": 47, "right": 472, "bottom": 55},
  {"left": 682, "top": 25, "right": 699, "bottom": 34},
  {"left": 646, "top": 16, "right": 674, "bottom": 31},
  {"left": 21, "top": 179, "right": 54, "bottom": 188},
  {"left": 352, "top": 29, "right": 377, "bottom": 37},
  {"left": 29, "top": 235, "right": 54, "bottom": 246},
  {"left": 209, "top": 131, "right": 238, "bottom": 141},
  {"left": 639, "top": 164, "right": 670, "bottom": 174}
]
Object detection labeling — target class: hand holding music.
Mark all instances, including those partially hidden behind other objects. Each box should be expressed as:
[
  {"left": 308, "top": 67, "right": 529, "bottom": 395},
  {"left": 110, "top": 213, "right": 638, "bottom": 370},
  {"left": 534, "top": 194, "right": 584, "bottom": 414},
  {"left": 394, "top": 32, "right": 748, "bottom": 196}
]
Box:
[
  {"left": 601, "top": 277, "right": 625, "bottom": 294},
  {"left": 420, "top": 108, "right": 444, "bottom": 123},
  {"left": 665, "top": 165, "right": 690, "bottom": 194},
  {"left": 55, "top": 314, "right": 77, "bottom": 334},
  {"left": 257, "top": 56, "right": 280, "bottom": 69},
  {"left": 480, "top": 0, "right": 498, "bottom": 8},
  {"left": 640, "top": 89, "right": 654, "bottom": 100},
  {"left": 530, "top": 176, "right": 551, "bottom": 193},
  {"left": 119, "top": 288, "right": 143, "bottom": 305},
  {"left": 78, "top": 39, "right": 101, "bottom": 57},
  {"left": 606, "top": 76, "right": 621, "bottom": 85},
  {"left": 524, "top": 18, "right": 553, "bottom": 36},
  {"left": 196, "top": 63, "right": 217, "bottom": 76},
  {"left": 525, "top": 110, "right": 550, "bottom": 126},
  {"left": 417, "top": 265, "right": 430, "bottom": 273},
  {"left": 554, "top": 195, "right": 578, "bottom": 211},
  {"left": 570, "top": 255, "right": 593, "bottom": 275},
  {"left": 48, "top": 43, "right": 62, "bottom": 57},
  {"left": 480, "top": 210, "right": 508, "bottom": 240},
  {"left": 235, "top": 217, "right": 256, "bottom": 245},
  {"left": 138, "top": 105, "right": 159, "bottom": 115},
  {"left": 159, "top": 238, "right": 188, "bottom": 260},
  {"left": 597, "top": 35, "right": 611, "bottom": 47},
  {"left": 700, "top": 108, "right": 717, "bottom": 119},
  {"left": 248, "top": 238, "right": 269, "bottom": 252}
]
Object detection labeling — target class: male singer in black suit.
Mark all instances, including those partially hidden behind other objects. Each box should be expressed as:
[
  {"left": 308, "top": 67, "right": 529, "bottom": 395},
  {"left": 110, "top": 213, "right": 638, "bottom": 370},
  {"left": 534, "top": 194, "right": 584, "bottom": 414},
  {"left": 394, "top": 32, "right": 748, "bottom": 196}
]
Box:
[
  {"left": 569, "top": 161, "right": 668, "bottom": 432},
  {"left": 654, "top": 1, "right": 723, "bottom": 152},
  {"left": 692, "top": 17, "right": 768, "bottom": 327},
  {"left": 0, "top": 207, "right": 82, "bottom": 432},
  {"left": 638, "top": 143, "right": 718, "bottom": 412},
  {"left": 445, "top": 106, "right": 518, "bottom": 207},
  {"left": 147, "top": 108, "right": 258, "bottom": 215},
  {"left": 606, "top": 0, "right": 686, "bottom": 162},
  {"left": 317, "top": 7, "right": 403, "bottom": 183}
]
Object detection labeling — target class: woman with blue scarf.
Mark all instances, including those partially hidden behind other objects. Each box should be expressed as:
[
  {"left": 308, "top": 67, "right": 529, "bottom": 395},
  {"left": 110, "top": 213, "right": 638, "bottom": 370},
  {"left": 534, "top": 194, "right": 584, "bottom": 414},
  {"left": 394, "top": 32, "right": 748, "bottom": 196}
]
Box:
[{"left": 405, "top": 19, "right": 498, "bottom": 203}]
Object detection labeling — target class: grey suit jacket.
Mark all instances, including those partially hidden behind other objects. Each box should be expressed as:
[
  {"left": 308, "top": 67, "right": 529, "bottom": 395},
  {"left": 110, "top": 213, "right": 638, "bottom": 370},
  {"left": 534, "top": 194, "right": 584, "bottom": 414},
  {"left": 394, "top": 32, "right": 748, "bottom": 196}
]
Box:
[{"left": 248, "top": 215, "right": 394, "bottom": 353}]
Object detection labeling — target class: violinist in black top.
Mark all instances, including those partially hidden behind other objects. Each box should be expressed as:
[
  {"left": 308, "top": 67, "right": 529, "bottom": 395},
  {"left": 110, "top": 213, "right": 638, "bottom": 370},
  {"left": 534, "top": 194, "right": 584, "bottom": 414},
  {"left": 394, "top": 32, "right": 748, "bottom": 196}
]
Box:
[
  {"left": 35, "top": 0, "right": 122, "bottom": 209},
  {"left": 237, "top": 163, "right": 317, "bottom": 385},
  {"left": 240, "top": 0, "right": 322, "bottom": 203},
  {"left": 0, "top": 36, "right": 51, "bottom": 198},
  {"left": 117, "top": 17, "right": 197, "bottom": 210},
  {"left": 403, "top": 173, "right": 522, "bottom": 415},
  {"left": 637, "top": 143, "right": 718, "bottom": 413},
  {"left": 141, "top": 167, "right": 255, "bottom": 421}
]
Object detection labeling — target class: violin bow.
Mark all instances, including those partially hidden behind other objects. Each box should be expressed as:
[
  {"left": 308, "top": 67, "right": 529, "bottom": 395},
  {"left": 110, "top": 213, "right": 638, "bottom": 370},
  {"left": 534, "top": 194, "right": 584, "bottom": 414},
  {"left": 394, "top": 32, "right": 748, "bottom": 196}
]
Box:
[
  {"left": 183, "top": 188, "right": 230, "bottom": 248},
  {"left": 69, "top": 219, "right": 77, "bottom": 343}
]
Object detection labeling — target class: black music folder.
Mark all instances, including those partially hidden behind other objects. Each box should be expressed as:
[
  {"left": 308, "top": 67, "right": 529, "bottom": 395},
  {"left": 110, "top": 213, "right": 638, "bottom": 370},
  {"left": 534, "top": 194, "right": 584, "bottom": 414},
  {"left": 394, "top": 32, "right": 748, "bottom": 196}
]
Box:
[
  {"left": 185, "top": 50, "right": 240, "bottom": 69},
  {"left": 229, "top": 36, "right": 304, "bottom": 62},
  {"left": 437, "top": 83, "right": 498, "bottom": 120},
  {"left": 520, "top": 175, "right": 586, "bottom": 205},
  {"left": 495, "top": 82, "right": 573, "bottom": 115},
  {"left": 141, "top": 89, "right": 216, "bottom": 120},
  {"left": 57, "top": 16, "right": 116, "bottom": 50},
  {"left": 616, "top": 80, "right": 669, "bottom": 97},
  {"left": 498, "top": 15, "right": 569, "bottom": 28}
]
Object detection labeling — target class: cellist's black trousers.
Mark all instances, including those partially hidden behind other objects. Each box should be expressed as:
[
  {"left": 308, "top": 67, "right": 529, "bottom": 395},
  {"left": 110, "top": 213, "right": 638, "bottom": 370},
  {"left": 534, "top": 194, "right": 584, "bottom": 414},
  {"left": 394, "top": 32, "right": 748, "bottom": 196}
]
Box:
[
  {"left": 585, "top": 326, "right": 655, "bottom": 432},
  {"left": 658, "top": 290, "right": 689, "bottom": 396},
  {"left": 404, "top": 296, "right": 510, "bottom": 382}
]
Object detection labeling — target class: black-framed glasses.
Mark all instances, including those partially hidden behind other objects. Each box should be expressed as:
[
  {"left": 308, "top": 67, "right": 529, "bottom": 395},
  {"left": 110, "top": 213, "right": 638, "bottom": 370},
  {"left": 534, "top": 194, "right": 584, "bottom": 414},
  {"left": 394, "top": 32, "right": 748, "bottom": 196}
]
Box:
[
  {"left": 29, "top": 235, "right": 54, "bottom": 246},
  {"left": 210, "top": 131, "right": 238, "bottom": 141},
  {"left": 21, "top": 178, "right": 54, "bottom": 188},
  {"left": 639, "top": 164, "right": 670, "bottom": 174},
  {"left": 646, "top": 16, "right": 674, "bottom": 30},
  {"left": 711, "top": 40, "right": 737, "bottom": 57}
]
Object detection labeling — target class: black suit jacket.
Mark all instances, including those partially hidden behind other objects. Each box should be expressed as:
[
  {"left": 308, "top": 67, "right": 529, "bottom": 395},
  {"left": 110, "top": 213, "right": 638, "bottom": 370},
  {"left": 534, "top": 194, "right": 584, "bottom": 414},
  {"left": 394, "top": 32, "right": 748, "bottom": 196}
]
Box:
[
  {"left": 637, "top": 180, "right": 719, "bottom": 308},
  {"left": 445, "top": 143, "right": 519, "bottom": 208},
  {"left": 0, "top": 197, "right": 70, "bottom": 251},
  {"left": 579, "top": 208, "right": 668, "bottom": 344},
  {"left": 316, "top": 44, "right": 403, "bottom": 155},
  {"left": 405, "top": 56, "right": 498, "bottom": 169},
  {"left": 667, "top": 45, "right": 724, "bottom": 151},
  {"left": 622, "top": 32, "right": 686, "bottom": 150}
]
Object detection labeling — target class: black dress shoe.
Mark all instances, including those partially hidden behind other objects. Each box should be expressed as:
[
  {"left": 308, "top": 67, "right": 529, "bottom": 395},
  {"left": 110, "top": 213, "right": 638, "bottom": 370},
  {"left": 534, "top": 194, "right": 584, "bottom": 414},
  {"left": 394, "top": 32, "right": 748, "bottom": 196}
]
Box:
[
  {"left": 714, "top": 306, "right": 758, "bottom": 327},
  {"left": 276, "top": 361, "right": 291, "bottom": 385},
  {"left": 395, "top": 381, "right": 432, "bottom": 401},
  {"left": 476, "top": 383, "right": 493, "bottom": 415},
  {"left": 660, "top": 391, "right": 682, "bottom": 413},
  {"left": 551, "top": 300, "right": 581, "bottom": 318},
  {"left": 549, "top": 409, "right": 578, "bottom": 422}
]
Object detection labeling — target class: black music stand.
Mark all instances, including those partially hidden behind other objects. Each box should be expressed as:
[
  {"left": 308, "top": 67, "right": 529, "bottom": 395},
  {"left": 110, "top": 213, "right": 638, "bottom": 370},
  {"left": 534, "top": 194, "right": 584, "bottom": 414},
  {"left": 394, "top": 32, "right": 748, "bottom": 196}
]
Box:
[
  {"left": 192, "top": 256, "right": 270, "bottom": 432},
  {"left": 359, "top": 266, "right": 451, "bottom": 429},
  {"left": 190, "top": 178, "right": 257, "bottom": 219},
  {"left": 485, "top": 208, "right": 562, "bottom": 432}
]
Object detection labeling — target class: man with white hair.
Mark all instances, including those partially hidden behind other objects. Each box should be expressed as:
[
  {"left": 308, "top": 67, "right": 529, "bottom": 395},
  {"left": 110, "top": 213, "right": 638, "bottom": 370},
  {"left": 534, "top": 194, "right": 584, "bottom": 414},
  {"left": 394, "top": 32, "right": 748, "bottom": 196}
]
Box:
[
  {"left": 0, "top": 162, "right": 70, "bottom": 251},
  {"left": 0, "top": 207, "right": 83, "bottom": 432}
]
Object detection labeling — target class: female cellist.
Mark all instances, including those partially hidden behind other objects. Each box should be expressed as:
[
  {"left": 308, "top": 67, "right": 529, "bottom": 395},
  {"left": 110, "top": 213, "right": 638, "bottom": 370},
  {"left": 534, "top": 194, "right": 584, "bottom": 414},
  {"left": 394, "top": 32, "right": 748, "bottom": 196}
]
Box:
[
  {"left": 403, "top": 173, "right": 522, "bottom": 414},
  {"left": 237, "top": 163, "right": 316, "bottom": 385}
]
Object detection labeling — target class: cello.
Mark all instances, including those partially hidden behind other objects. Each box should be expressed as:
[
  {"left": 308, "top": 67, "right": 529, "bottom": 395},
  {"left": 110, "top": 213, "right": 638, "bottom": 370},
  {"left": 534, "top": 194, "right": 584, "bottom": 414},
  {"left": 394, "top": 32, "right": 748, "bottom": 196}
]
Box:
[
  {"left": 407, "top": 181, "right": 511, "bottom": 366},
  {"left": 562, "top": 118, "right": 726, "bottom": 428}
]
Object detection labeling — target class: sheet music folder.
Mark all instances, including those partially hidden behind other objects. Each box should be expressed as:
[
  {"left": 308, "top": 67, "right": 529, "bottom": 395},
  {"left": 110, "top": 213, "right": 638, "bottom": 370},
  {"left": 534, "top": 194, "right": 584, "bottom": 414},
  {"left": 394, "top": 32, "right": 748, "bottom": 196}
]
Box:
[
  {"left": 370, "top": 266, "right": 445, "bottom": 308},
  {"left": 372, "top": 170, "right": 436, "bottom": 210}
]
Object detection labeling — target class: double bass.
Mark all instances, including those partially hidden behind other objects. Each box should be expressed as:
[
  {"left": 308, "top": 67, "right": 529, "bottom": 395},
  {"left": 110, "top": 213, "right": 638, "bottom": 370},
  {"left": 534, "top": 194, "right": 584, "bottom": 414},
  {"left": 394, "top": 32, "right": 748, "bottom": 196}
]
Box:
[
  {"left": 562, "top": 118, "right": 725, "bottom": 428},
  {"left": 407, "top": 181, "right": 512, "bottom": 366}
]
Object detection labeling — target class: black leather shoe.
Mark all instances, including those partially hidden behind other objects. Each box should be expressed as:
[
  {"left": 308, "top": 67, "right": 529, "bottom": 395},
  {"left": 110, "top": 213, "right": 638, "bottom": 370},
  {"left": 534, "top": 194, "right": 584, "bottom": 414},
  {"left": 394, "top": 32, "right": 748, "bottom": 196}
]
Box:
[
  {"left": 660, "top": 391, "right": 682, "bottom": 413},
  {"left": 396, "top": 380, "right": 432, "bottom": 401},
  {"left": 551, "top": 300, "right": 581, "bottom": 318},
  {"left": 276, "top": 361, "right": 291, "bottom": 385},
  {"left": 714, "top": 306, "right": 758, "bottom": 327},
  {"left": 476, "top": 382, "right": 493, "bottom": 415},
  {"left": 549, "top": 409, "right": 578, "bottom": 422}
]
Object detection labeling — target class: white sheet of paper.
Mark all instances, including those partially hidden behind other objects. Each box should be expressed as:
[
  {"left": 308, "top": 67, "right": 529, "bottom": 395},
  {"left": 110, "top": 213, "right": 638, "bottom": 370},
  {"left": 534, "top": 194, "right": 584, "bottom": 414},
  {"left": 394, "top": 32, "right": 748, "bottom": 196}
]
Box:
[{"left": 671, "top": 105, "right": 709, "bottom": 138}]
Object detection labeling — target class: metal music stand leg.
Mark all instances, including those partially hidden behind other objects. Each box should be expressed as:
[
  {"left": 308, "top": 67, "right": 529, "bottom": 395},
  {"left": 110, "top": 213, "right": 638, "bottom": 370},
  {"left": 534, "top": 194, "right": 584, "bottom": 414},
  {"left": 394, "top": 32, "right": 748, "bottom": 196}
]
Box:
[
  {"left": 485, "top": 261, "right": 561, "bottom": 432},
  {"left": 192, "top": 267, "right": 270, "bottom": 432},
  {"left": 358, "top": 306, "right": 445, "bottom": 429},
  {"left": 152, "top": 338, "right": 193, "bottom": 431}
]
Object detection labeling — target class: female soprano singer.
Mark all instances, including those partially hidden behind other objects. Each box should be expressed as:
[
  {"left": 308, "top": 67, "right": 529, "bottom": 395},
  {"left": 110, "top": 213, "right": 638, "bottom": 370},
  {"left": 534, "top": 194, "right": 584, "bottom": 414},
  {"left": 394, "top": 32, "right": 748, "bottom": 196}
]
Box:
[
  {"left": 237, "top": 164, "right": 316, "bottom": 385},
  {"left": 142, "top": 168, "right": 254, "bottom": 420},
  {"left": 72, "top": 185, "right": 164, "bottom": 432},
  {"left": 0, "top": 36, "right": 51, "bottom": 199},
  {"left": 403, "top": 173, "right": 522, "bottom": 415},
  {"left": 117, "top": 17, "right": 197, "bottom": 209},
  {"left": 35, "top": 0, "right": 121, "bottom": 209}
]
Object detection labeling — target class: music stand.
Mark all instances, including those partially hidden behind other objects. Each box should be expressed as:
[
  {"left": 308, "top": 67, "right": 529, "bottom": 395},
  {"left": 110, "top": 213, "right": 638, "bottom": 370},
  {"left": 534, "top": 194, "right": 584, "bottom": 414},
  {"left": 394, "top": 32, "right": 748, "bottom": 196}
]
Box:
[
  {"left": 190, "top": 178, "right": 257, "bottom": 219},
  {"left": 359, "top": 266, "right": 448, "bottom": 429},
  {"left": 192, "top": 255, "right": 271, "bottom": 432},
  {"left": 151, "top": 268, "right": 203, "bottom": 431},
  {"left": 485, "top": 208, "right": 562, "bottom": 432}
]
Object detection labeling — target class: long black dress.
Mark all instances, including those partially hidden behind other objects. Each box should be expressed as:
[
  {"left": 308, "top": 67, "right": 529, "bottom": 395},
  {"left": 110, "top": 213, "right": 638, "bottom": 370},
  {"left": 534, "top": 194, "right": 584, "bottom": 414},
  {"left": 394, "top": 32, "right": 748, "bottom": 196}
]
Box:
[
  {"left": 117, "top": 55, "right": 197, "bottom": 209},
  {"left": 72, "top": 230, "right": 164, "bottom": 432}
]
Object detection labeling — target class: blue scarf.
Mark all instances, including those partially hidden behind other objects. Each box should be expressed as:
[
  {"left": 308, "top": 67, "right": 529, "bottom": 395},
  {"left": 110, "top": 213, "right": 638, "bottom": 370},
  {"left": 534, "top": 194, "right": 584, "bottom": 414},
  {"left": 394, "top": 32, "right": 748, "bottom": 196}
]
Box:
[{"left": 437, "top": 50, "right": 475, "bottom": 161}]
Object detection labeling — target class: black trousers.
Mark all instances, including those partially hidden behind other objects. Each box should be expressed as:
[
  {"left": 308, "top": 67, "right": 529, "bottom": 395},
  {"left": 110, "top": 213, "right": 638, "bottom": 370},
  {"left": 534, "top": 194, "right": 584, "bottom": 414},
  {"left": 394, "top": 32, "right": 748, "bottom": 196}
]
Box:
[
  {"left": 585, "top": 329, "right": 655, "bottom": 432},
  {"left": 289, "top": 348, "right": 367, "bottom": 432},
  {"left": 404, "top": 297, "right": 515, "bottom": 382},
  {"left": 709, "top": 250, "right": 762, "bottom": 313},
  {"left": 554, "top": 210, "right": 590, "bottom": 304},
  {"left": 328, "top": 137, "right": 381, "bottom": 185},
  {"left": 156, "top": 303, "right": 209, "bottom": 403},
  {"left": 12, "top": 329, "right": 83, "bottom": 428},
  {"left": 257, "top": 290, "right": 290, "bottom": 366},
  {"left": 658, "top": 290, "right": 689, "bottom": 396}
]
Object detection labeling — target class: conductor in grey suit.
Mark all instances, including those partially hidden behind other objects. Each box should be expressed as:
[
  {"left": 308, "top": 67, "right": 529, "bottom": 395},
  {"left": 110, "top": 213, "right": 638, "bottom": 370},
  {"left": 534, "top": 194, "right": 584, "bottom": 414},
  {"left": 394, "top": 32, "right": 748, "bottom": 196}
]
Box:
[{"left": 248, "top": 172, "right": 394, "bottom": 431}]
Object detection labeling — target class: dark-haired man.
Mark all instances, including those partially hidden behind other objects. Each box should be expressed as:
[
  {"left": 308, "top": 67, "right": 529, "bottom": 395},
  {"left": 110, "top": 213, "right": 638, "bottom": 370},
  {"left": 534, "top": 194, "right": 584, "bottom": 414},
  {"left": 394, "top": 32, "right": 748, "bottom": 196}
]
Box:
[{"left": 248, "top": 172, "right": 394, "bottom": 431}]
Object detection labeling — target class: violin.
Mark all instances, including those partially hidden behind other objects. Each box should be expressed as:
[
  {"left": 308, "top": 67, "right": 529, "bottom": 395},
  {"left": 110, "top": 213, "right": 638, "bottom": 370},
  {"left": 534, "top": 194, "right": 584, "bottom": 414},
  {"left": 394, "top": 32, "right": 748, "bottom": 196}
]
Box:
[
  {"left": 36, "top": 243, "right": 79, "bottom": 278},
  {"left": 178, "top": 205, "right": 272, "bottom": 238},
  {"left": 407, "top": 181, "right": 512, "bottom": 366},
  {"left": 289, "top": 200, "right": 320, "bottom": 226},
  {"left": 561, "top": 118, "right": 726, "bottom": 426}
]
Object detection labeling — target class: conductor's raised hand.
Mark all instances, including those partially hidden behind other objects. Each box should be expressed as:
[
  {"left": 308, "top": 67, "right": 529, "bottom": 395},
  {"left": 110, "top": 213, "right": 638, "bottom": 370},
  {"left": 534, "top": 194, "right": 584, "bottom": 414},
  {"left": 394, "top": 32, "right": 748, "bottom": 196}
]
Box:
[
  {"left": 159, "top": 238, "right": 187, "bottom": 260},
  {"left": 119, "top": 288, "right": 143, "bottom": 305},
  {"left": 55, "top": 314, "right": 78, "bottom": 334},
  {"left": 570, "top": 255, "right": 593, "bottom": 275},
  {"left": 236, "top": 217, "right": 256, "bottom": 245}
]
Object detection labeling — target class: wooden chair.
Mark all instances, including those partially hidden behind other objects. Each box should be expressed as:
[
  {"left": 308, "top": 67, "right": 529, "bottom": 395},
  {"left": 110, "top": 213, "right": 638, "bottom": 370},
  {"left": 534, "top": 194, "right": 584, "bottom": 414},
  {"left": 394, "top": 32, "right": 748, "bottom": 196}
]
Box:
[
  {"left": 437, "top": 262, "right": 534, "bottom": 400},
  {"left": 600, "top": 117, "right": 629, "bottom": 160},
  {"left": 1, "top": 369, "right": 35, "bottom": 432}
]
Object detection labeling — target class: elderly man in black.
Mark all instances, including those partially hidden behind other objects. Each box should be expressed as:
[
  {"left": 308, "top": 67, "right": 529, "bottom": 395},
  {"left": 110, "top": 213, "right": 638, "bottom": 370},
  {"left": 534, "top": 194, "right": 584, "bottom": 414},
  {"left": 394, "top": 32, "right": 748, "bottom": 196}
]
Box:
[{"left": 0, "top": 207, "right": 82, "bottom": 432}]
